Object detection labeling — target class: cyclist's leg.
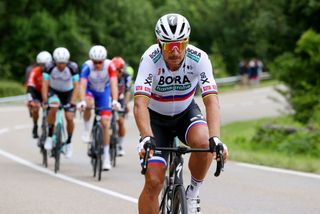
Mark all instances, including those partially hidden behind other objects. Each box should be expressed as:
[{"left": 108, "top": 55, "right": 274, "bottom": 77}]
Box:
[
  {"left": 28, "top": 89, "right": 42, "bottom": 138},
  {"left": 117, "top": 99, "right": 126, "bottom": 154},
  {"left": 139, "top": 110, "right": 173, "bottom": 214},
  {"left": 60, "top": 90, "right": 75, "bottom": 144},
  {"left": 94, "top": 89, "right": 112, "bottom": 169},
  {"left": 45, "top": 89, "right": 60, "bottom": 150},
  {"left": 177, "top": 102, "right": 213, "bottom": 201}
]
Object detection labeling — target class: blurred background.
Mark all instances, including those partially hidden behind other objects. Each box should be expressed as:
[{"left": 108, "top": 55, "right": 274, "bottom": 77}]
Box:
[{"left": 0, "top": 0, "right": 319, "bottom": 172}]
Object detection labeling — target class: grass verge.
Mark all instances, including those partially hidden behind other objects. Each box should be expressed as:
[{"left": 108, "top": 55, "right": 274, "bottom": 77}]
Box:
[{"left": 221, "top": 116, "right": 320, "bottom": 173}]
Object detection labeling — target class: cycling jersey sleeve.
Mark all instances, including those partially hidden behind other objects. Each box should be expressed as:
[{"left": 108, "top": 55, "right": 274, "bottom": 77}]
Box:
[
  {"left": 197, "top": 53, "right": 218, "bottom": 98},
  {"left": 134, "top": 55, "right": 154, "bottom": 98},
  {"left": 26, "top": 68, "right": 37, "bottom": 87},
  {"left": 43, "top": 63, "right": 54, "bottom": 81},
  {"left": 80, "top": 63, "right": 90, "bottom": 82},
  {"left": 68, "top": 61, "right": 79, "bottom": 82},
  {"left": 108, "top": 62, "right": 117, "bottom": 79}
]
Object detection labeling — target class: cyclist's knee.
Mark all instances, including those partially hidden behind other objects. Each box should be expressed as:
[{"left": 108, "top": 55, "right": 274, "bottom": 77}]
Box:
[{"left": 144, "top": 166, "right": 166, "bottom": 192}]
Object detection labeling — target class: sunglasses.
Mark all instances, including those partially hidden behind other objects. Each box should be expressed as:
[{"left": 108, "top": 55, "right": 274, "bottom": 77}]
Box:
[
  {"left": 160, "top": 39, "right": 189, "bottom": 52},
  {"left": 93, "top": 60, "right": 103, "bottom": 65}
]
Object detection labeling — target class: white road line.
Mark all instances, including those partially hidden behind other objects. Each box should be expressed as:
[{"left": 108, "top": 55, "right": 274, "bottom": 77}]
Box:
[
  {"left": 236, "top": 162, "right": 320, "bottom": 180},
  {"left": 0, "top": 128, "right": 10, "bottom": 135},
  {"left": 0, "top": 148, "right": 138, "bottom": 204}
]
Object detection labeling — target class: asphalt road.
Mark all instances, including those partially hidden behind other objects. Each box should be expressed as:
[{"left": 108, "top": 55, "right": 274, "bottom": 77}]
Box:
[{"left": 0, "top": 86, "right": 319, "bottom": 214}]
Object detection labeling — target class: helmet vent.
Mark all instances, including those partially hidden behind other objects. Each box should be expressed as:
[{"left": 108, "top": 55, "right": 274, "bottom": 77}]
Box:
[{"left": 160, "top": 24, "right": 169, "bottom": 37}]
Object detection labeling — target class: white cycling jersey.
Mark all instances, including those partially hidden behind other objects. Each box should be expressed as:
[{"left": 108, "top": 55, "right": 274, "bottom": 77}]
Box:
[{"left": 134, "top": 44, "right": 218, "bottom": 116}]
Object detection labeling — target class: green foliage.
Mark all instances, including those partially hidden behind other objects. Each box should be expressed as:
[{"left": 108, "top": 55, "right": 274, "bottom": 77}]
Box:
[
  {"left": 272, "top": 29, "right": 320, "bottom": 124},
  {"left": 222, "top": 117, "right": 320, "bottom": 172},
  {"left": 0, "top": 81, "right": 25, "bottom": 97}
]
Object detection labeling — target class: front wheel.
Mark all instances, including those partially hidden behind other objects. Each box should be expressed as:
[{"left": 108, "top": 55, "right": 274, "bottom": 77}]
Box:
[
  {"left": 54, "top": 124, "right": 62, "bottom": 173},
  {"left": 172, "top": 185, "right": 188, "bottom": 214}
]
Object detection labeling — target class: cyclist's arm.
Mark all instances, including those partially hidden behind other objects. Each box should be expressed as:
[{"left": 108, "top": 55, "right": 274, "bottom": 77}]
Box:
[
  {"left": 203, "top": 95, "right": 220, "bottom": 138},
  {"left": 79, "top": 78, "right": 87, "bottom": 101},
  {"left": 134, "top": 96, "right": 153, "bottom": 138},
  {"left": 42, "top": 72, "right": 50, "bottom": 102},
  {"left": 109, "top": 63, "right": 119, "bottom": 101},
  {"left": 71, "top": 76, "right": 79, "bottom": 104},
  {"left": 110, "top": 77, "right": 118, "bottom": 101}
]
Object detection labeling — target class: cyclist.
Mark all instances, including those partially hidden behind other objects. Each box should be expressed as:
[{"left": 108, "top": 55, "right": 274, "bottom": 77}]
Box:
[
  {"left": 134, "top": 13, "right": 229, "bottom": 214},
  {"left": 77, "top": 45, "right": 119, "bottom": 171},
  {"left": 111, "top": 56, "right": 132, "bottom": 156},
  {"left": 42, "top": 47, "right": 79, "bottom": 159},
  {"left": 26, "top": 51, "right": 53, "bottom": 139}
]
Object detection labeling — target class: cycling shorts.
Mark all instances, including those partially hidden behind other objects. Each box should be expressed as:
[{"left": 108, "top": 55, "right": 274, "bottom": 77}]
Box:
[
  {"left": 86, "top": 88, "right": 112, "bottom": 117},
  {"left": 48, "top": 88, "right": 74, "bottom": 112},
  {"left": 148, "top": 100, "right": 207, "bottom": 165},
  {"left": 28, "top": 87, "right": 42, "bottom": 103}
]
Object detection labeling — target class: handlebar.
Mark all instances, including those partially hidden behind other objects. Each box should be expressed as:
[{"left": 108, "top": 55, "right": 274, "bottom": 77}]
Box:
[{"left": 141, "top": 139, "right": 225, "bottom": 177}]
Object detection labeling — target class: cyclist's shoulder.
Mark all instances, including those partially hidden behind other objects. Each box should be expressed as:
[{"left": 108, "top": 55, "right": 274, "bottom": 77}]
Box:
[
  {"left": 185, "top": 44, "right": 209, "bottom": 64},
  {"left": 141, "top": 44, "right": 161, "bottom": 63},
  {"left": 67, "top": 61, "right": 78, "bottom": 71}
]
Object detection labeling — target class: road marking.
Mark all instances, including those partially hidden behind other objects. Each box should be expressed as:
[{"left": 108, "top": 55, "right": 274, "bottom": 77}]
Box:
[
  {"left": 236, "top": 162, "right": 320, "bottom": 180},
  {"left": 0, "top": 128, "right": 10, "bottom": 135},
  {"left": 0, "top": 148, "right": 138, "bottom": 204}
]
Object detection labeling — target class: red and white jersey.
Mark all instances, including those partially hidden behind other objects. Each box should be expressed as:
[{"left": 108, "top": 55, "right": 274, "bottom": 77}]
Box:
[{"left": 134, "top": 44, "right": 218, "bottom": 116}]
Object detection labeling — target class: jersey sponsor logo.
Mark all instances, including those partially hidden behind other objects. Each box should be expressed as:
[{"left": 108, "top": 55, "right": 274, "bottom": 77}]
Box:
[
  {"left": 149, "top": 48, "right": 161, "bottom": 63},
  {"left": 144, "top": 87, "right": 151, "bottom": 92},
  {"left": 144, "top": 73, "right": 153, "bottom": 86},
  {"left": 203, "top": 85, "right": 211, "bottom": 91},
  {"left": 186, "top": 48, "right": 201, "bottom": 62},
  {"left": 200, "top": 72, "right": 210, "bottom": 84},
  {"left": 136, "top": 86, "right": 143, "bottom": 90},
  {"left": 155, "top": 75, "right": 191, "bottom": 92}
]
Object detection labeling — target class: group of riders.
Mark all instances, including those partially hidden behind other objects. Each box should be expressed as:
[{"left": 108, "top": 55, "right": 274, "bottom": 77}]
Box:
[
  {"left": 25, "top": 12, "right": 229, "bottom": 214},
  {"left": 25, "top": 45, "right": 132, "bottom": 171}
]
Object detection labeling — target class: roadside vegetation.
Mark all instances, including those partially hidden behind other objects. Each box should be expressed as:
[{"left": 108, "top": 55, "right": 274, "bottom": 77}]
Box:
[
  {"left": 222, "top": 116, "right": 320, "bottom": 173},
  {"left": 0, "top": 80, "right": 25, "bottom": 97}
]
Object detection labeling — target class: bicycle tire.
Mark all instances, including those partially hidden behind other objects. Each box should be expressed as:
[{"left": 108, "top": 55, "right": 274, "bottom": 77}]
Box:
[
  {"left": 39, "top": 115, "right": 48, "bottom": 167},
  {"left": 95, "top": 124, "right": 104, "bottom": 180},
  {"left": 109, "top": 135, "right": 117, "bottom": 167},
  {"left": 159, "top": 176, "right": 170, "bottom": 214},
  {"left": 172, "top": 185, "right": 188, "bottom": 214},
  {"left": 54, "top": 123, "right": 62, "bottom": 173}
]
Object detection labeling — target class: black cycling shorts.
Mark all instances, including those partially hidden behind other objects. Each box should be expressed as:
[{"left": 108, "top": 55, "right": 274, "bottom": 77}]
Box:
[
  {"left": 28, "top": 87, "right": 42, "bottom": 103},
  {"left": 48, "top": 88, "right": 75, "bottom": 112},
  {"left": 149, "top": 100, "right": 207, "bottom": 163}
]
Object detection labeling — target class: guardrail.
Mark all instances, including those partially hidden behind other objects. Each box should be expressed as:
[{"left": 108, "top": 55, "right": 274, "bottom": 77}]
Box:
[
  {"left": 215, "top": 72, "right": 271, "bottom": 86},
  {"left": 0, "top": 73, "right": 271, "bottom": 103}
]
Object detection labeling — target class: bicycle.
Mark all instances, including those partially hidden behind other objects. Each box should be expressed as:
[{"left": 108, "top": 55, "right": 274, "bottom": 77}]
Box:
[
  {"left": 109, "top": 109, "right": 119, "bottom": 167},
  {"left": 141, "top": 138, "right": 224, "bottom": 214},
  {"left": 49, "top": 104, "right": 67, "bottom": 173},
  {"left": 109, "top": 108, "right": 126, "bottom": 167},
  {"left": 38, "top": 108, "right": 48, "bottom": 167},
  {"left": 87, "top": 108, "right": 104, "bottom": 181}
]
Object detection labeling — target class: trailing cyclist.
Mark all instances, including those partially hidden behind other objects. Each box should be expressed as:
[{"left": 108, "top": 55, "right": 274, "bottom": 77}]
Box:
[
  {"left": 134, "top": 13, "right": 229, "bottom": 214},
  {"left": 111, "top": 56, "right": 132, "bottom": 156},
  {"left": 77, "top": 45, "right": 120, "bottom": 171},
  {"left": 42, "top": 47, "right": 79, "bottom": 159},
  {"left": 26, "top": 51, "right": 53, "bottom": 139}
]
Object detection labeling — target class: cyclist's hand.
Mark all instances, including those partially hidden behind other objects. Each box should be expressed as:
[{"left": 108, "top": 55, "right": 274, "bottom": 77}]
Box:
[
  {"left": 112, "top": 100, "right": 121, "bottom": 111},
  {"left": 64, "top": 103, "right": 76, "bottom": 112},
  {"left": 42, "top": 101, "right": 49, "bottom": 109},
  {"left": 210, "top": 137, "right": 229, "bottom": 162},
  {"left": 77, "top": 100, "right": 87, "bottom": 111},
  {"left": 137, "top": 136, "right": 156, "bottom": 158}
]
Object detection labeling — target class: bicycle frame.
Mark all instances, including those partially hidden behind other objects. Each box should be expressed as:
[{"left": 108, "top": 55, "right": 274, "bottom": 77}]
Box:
[{"left": 54, "top": 106, "right": 66, "bottom": 146}]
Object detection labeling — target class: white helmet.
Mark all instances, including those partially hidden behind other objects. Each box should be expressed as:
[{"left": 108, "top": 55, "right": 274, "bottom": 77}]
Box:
[
  {"left": 36, "top": 51, "right": 52, "bottom": 64},
  {"left": 53, "top": 47, "right": 70, "bottom": 63},
  {"left": 89, "top": 45, "right": 107, "bottom": 61},
  {"left": 155, "top": 13, "right": 190, "bottom": 41}
]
